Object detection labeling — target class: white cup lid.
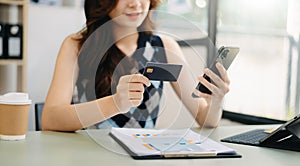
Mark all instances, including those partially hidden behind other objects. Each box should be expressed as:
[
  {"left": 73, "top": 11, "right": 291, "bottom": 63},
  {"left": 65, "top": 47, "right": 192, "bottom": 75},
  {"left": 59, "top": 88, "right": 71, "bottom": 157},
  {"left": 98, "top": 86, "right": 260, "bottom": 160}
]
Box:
[{"left": 0, "top": 92, "right": 32, "bottom": 105}]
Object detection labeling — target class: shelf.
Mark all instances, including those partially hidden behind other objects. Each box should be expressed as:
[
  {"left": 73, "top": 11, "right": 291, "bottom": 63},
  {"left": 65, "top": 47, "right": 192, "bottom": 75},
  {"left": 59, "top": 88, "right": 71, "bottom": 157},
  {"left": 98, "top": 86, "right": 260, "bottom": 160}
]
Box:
[
  {"left": 0, "top": 0, "right": 28, "bottom": 92},
  {"left": 0, "top": 59, "right": 23, "bottom": 66},
  {"left": 0, "top": 0, "right": 26, "bottom": 6}
]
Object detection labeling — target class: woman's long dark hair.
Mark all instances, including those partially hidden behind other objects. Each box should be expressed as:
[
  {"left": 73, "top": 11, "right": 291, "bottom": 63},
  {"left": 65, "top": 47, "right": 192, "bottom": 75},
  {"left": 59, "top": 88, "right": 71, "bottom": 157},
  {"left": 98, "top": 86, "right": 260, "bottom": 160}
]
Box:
[{"left": 76, "top": 0, "right": 161, "bottom": 101}]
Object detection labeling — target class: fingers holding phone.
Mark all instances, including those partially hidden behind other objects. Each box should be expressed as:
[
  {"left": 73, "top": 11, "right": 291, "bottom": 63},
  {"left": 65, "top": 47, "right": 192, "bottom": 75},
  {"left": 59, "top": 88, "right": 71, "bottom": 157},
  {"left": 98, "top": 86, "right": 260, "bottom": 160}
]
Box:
[
  {"left": 192, "top": 46, "right": 239, "bottom": 98},
  {"left": 203, "top": 64, "right": 230, "bottom": 96},
  {"left": 192, "top": 64, "right": 229, "bottom": 98},
  {"left": 215, "top": 62, "right": 230, "bottom": 85}
]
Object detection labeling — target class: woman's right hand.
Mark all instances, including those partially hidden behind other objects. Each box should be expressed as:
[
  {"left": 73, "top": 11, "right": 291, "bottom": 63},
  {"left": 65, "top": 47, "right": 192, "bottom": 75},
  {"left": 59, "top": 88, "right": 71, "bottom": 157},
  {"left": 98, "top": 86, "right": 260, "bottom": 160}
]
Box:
[{"left": 113, "top": 74, "right": 151, "bottom": 113}]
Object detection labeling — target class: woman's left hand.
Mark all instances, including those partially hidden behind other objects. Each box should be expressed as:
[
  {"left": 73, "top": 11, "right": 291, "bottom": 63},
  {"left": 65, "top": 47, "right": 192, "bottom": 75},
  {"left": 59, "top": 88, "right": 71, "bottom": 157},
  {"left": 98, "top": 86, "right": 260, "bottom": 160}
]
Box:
[{"left": 195, "top": 62, "right": 230, "bottom": 101}]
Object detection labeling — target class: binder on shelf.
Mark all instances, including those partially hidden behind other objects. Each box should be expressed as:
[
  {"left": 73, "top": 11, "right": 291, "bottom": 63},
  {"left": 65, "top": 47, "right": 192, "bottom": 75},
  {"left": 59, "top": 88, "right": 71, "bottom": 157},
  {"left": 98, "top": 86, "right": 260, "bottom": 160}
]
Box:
[
  {"left": 4, "top": 24, "right": 23, "bottom": 59},
  {"left": 30, "top": 0, "right": 63, "bottom": 6},
  {"left": 0, "top": 23, "right": 4, "bottom": 59}
]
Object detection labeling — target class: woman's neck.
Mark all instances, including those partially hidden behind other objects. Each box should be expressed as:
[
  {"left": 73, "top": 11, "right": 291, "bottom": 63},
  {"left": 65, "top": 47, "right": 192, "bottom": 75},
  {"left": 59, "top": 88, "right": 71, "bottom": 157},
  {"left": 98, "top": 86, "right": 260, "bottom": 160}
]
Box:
[{"left": 112, "top": 24, "right": 139, "bottom": 56}]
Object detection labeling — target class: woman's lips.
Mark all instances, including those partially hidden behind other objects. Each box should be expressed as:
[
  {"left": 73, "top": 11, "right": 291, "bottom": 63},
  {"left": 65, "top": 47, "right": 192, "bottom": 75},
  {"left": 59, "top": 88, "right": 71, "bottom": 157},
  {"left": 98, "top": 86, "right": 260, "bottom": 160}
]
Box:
[{"left": 125, "top": 12, "right": 142, "bottom": 20}]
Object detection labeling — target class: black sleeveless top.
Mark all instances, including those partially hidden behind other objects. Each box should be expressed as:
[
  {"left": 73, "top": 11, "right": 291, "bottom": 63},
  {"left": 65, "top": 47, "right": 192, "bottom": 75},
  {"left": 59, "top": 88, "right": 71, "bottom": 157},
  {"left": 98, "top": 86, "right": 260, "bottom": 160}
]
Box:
[{"left": 76, "top": 32, "right": 167, "bottom": 128}]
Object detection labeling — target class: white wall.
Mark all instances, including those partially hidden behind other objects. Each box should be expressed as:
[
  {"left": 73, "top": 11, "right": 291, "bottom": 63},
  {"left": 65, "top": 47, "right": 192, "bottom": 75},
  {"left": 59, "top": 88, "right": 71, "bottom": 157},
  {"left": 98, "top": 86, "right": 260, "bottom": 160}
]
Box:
[{"left": 27, "top": 5, "right": 85, "bottom": 130}]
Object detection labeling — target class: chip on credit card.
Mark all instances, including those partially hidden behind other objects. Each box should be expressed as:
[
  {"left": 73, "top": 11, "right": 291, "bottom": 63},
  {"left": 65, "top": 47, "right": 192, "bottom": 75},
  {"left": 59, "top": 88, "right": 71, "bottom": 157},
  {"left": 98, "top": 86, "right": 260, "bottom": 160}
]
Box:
[{"left": 143, "top": 62, "right": 183, "bottom": 82}]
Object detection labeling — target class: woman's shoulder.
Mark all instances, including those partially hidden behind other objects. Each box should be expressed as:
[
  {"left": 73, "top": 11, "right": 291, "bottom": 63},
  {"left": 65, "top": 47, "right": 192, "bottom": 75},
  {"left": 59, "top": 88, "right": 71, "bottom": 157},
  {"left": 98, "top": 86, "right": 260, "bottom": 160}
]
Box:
[
  {"left": 60, "top": 33, "right": 83, "bottom": 57},
  {"left": 156, "top": 34, "right": 181, "bottom": 51},
  {"left": 155, "top": 34, "right": 186, "bottom": 63},
  {"left": 62, "top": 33, "right": 83, "bottom": 47}
]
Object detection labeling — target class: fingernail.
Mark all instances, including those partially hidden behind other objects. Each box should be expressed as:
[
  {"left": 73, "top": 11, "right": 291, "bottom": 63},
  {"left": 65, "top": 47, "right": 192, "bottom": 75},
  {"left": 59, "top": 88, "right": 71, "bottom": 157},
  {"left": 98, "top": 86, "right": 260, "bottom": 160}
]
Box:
[
  {"left": 216, "top": 62, "right": 222, "bottom": 68},
  {"left": 205, "top": 69, "right": 210, "bottom": 75},
  {"left": 199, "top": 76, "right": 204, "bottom": 81}
]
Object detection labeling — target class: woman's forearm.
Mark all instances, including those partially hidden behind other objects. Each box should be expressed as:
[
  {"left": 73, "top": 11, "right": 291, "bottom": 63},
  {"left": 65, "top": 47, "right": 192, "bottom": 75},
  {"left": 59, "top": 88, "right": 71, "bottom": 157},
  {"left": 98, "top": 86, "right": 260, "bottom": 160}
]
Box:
[
  {"left": 195, "top": 98, "right": 223, "bottom": 128},
  {"left": 42, "top": 95, "right": 120, "bottom": 131}
]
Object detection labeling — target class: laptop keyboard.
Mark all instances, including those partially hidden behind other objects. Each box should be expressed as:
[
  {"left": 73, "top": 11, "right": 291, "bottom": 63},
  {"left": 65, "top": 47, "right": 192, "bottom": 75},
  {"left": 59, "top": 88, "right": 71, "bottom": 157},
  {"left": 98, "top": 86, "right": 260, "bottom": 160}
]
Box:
[{"left": 221, "top": 129, "right": 270, "bottom": 146}]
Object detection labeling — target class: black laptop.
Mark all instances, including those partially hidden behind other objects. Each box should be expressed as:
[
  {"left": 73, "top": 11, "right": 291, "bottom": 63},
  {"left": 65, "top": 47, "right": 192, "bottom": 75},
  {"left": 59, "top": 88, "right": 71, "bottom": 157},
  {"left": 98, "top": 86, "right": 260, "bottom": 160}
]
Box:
[{"left": 221, "top": 114, "right": 300, "bottom": 152}]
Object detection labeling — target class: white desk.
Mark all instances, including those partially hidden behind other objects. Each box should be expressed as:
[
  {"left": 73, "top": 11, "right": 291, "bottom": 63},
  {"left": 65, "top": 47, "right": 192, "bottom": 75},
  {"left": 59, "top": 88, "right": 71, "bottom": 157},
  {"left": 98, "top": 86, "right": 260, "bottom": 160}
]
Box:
[{"left": 0, "top": 125, "right": 299, "bottom": 166}]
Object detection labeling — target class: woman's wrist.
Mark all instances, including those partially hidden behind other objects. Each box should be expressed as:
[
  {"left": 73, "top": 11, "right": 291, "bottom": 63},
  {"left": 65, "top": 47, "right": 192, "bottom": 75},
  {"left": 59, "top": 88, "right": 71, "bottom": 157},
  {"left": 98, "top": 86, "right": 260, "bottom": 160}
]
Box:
[
  {"left": 97, "top": 95, "right": 121, "bottom": 117},
  {"left": 111, "top": 94, "right": 130, "bottom": 114}
]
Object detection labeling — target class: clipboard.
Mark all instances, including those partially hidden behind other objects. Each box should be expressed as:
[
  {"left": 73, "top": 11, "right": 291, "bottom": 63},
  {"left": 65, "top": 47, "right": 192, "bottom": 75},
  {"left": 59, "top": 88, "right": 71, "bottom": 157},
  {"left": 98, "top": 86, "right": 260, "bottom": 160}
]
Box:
[
  {"left": 221, "top": 114, "right": 300, "bottom": 152},
  {"left": 109, "top": 128, "right": 242, "bottom": 160}
]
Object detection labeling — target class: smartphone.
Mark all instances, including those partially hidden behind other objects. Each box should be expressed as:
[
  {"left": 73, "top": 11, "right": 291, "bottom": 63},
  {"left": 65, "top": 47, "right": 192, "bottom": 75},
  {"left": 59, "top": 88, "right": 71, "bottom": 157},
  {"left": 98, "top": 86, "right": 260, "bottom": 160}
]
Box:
[{"left": 192, "top": 46, "right": 239, "bottom": 97}]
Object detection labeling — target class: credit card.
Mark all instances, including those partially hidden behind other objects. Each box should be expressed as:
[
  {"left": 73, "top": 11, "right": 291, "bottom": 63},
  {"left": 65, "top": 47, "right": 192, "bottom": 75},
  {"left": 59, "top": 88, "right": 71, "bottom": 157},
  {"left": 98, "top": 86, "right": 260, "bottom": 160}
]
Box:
[{"left": 143, "top": 62, "right": 183, "bottom": 82}]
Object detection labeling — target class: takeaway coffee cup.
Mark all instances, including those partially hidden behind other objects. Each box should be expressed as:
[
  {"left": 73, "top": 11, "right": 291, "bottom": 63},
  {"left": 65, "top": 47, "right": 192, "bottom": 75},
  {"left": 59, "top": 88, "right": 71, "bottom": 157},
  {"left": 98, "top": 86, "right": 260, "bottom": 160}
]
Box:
[{"left": 0, "top": 92, "right": 31, "bottom": 141}]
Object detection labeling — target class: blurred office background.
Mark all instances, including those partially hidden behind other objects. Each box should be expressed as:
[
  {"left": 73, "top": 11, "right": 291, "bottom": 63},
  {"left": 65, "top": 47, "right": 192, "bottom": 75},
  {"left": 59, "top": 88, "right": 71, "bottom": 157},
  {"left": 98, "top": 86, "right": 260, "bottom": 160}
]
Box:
[
  {"left": 152, "top": 0, "right": 300, "bottom": 128},
  {"left": 0, "top": 0, "right": 299, "bottom": 130},
  {"left": 156, "top": 0, "right": 300, "bottom": 127}
]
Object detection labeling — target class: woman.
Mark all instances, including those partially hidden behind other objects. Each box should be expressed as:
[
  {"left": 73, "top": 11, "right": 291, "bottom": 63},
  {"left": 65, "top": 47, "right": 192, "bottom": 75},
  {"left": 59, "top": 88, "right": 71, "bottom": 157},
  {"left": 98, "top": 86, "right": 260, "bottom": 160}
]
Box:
[{"left": 41, "top": 0, "right": 230, "bottom": 131}]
